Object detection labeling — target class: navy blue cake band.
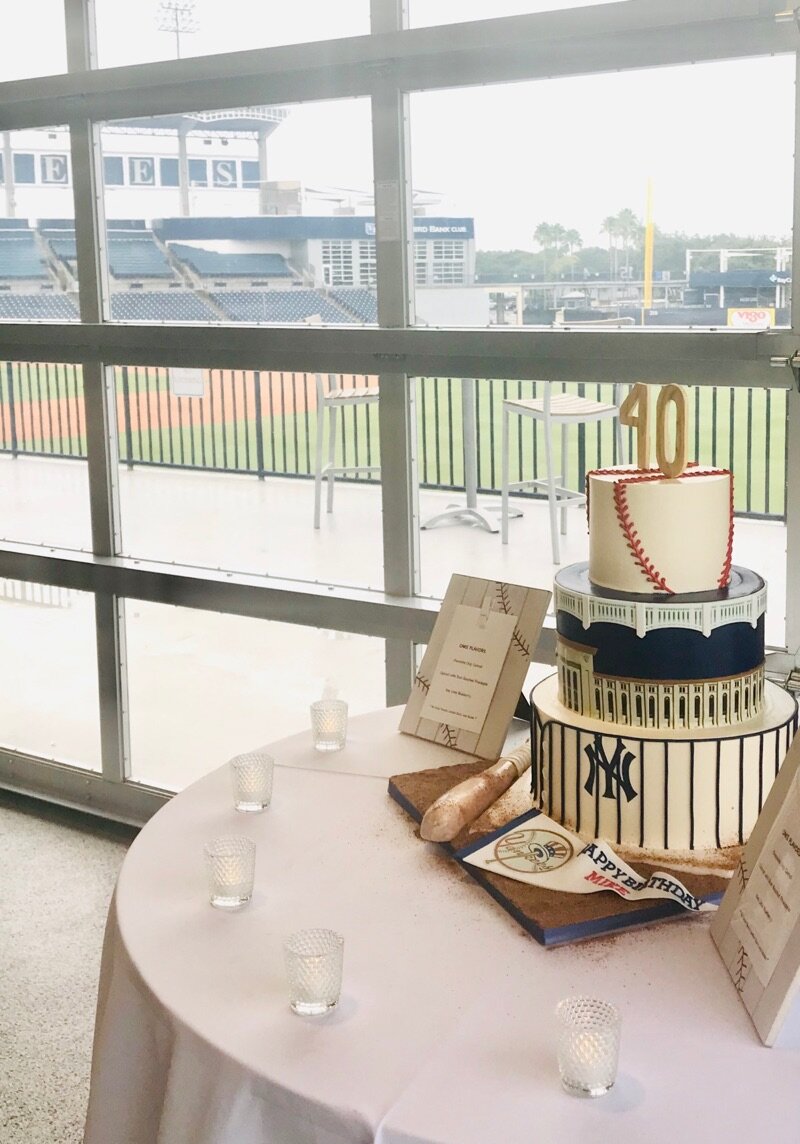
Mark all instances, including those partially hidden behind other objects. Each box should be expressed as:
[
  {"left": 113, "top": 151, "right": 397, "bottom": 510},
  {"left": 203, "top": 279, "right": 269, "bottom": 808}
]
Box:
[{"left": 555, "top": 563, "right": 765, "bottom": 684}]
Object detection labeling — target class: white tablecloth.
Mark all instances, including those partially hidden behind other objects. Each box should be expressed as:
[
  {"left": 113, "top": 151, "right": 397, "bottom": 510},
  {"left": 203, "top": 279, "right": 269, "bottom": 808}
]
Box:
[{"left": 84, "top": 708, "right": 800, "bottom": 1144}]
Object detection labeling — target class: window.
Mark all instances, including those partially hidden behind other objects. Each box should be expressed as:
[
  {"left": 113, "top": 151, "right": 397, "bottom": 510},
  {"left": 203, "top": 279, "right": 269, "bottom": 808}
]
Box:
[
  {"left": 414, "top": 241, "right": 428, "bottom": 285},
  {"left": 0, "top": 581, "right": 101, "bottom": 769},
  {"left": 410, "top": 57, "right": 794, "bottom": 328},
  {"left": 0, "top": 0, "right": 65, "bottom": 79},
  {"left": 241, "top": 160, "right": 260, "bottom": 189},
  {"left": 126, "top": 603, "right": 384, "bottom": 790},
  {"left": 104, "top": 156, "right": 124, "bottom": 186},
  {"left": 0, "top": 362, "right": 91, "bottom": 549},
  {"left": 13, "top": 154, "right": 35, "bottom": 184},
  {"left": 100, "top": 100, "right": 372, "bottom": 325},
  {"left": 94, "top": 0, "right": 369, "bottom": 67},
  {"left": 112, "top": 363, "right": 384, "bottom": 592},
  {"left": 160, "top": 158, "right": 180, "bottom": 187},
  {"left": 358, "top": 240, "right": 376, "bottom": 287},
  {"left": 409, "top": 0, "right": 626, "bottom": 28},
  {"left": 188, "top": 159, "right": 207, "bottom": 186},
  {"left": 431, "top": 239, "right": 466, "bottom": 285},
  {"left": 322, "top": 241, "right": 354, "bottom": 286}
]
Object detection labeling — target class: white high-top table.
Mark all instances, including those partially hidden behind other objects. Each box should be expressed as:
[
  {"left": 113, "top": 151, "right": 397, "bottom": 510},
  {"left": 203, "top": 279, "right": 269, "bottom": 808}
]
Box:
[{"left": 84, "top": 707, "right": 800, "bottom": 1144}]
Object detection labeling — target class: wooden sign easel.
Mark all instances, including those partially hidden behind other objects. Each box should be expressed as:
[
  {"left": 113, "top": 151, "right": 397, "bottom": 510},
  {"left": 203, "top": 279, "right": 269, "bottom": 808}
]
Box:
[{"left": 711, "top": 726, "right": 800, "bottom": 1046}]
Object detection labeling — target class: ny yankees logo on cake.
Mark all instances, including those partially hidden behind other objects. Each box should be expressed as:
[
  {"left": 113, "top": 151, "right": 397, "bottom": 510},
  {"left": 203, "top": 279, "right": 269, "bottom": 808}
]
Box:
[
  {"left": 490, "top": 828, "right": 574, "bottom": 874},
  {"left": 584, "top": 734, "right": 638, "bottom": 802}
]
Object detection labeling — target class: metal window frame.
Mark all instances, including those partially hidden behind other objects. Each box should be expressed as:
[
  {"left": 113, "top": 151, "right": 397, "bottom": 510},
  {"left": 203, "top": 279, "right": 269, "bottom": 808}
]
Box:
[{"left": 0, "top": 0, "right": 795, "bottom": 819}]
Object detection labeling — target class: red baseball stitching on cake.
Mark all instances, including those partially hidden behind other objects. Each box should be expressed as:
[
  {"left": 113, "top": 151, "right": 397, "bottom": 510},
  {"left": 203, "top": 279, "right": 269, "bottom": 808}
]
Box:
[
  {"left": 612, "top": 477, "right": 673, "bottom": 591},
  {"left": 590, "top": 464, "right": 727, "bottom": 594},
  {"left": 584, "top": 465, "right": 657, "bottom": 527},
  {"left": 584, "top": 461, "right": 699, "bottom": 527},
  {"left": 718, "top": 469, "right": 734, "bottom": 587}
]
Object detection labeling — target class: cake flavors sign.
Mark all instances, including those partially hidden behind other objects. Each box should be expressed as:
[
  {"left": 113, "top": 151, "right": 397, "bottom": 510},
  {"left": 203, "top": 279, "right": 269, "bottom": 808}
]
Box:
[{"left": 459, "top": 809, "right": 713, "bottom": 913}]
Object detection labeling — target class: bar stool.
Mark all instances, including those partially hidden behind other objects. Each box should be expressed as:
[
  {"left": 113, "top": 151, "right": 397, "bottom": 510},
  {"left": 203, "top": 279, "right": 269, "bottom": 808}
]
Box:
[
  {"left": 313, "top": 373, "right": 380, "bottom": 528},
  {"left": 501, "top": 382, "right": 624, "bottom": 563}
]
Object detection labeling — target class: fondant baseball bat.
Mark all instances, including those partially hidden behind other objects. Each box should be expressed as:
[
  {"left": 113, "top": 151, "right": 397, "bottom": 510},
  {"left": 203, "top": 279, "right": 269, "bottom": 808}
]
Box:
[{"left": 419, "top": 739, "right": 532, "bottom": 842}]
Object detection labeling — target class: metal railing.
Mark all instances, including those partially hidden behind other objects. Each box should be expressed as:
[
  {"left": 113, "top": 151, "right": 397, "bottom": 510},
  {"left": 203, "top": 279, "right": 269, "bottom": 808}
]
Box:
[{"left": 0, "top": 362, "right": 787, "bottom": 519}]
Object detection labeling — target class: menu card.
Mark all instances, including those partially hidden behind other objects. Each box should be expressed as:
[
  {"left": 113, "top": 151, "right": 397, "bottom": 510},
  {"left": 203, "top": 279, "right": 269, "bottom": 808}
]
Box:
[
  {"left": 400, "top": 574, "right": 550, "bottom": 760},
  {"left": 711, "top": 724, "right": 800, "bottom": 1045}
]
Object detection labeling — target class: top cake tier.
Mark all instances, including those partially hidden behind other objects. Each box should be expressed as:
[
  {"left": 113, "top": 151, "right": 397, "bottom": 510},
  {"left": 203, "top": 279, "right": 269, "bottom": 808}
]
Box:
[{"left": 588, "top": 465, "right": 733, "bottom": 595}]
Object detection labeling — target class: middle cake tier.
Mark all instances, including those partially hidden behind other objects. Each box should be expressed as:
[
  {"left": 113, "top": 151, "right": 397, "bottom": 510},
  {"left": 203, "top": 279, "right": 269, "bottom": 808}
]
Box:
[{"left": 555, "top": 562, "right": 766, "bottom": 731}]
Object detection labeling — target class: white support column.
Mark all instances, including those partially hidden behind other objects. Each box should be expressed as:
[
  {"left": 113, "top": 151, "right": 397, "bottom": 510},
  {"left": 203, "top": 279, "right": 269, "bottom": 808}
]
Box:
[{"left": 178, "top": 122, "right": 190, "bottom": 217}]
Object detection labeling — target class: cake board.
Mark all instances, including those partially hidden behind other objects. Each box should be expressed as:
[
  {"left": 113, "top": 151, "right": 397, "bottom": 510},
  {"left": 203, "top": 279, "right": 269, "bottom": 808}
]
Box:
[{"left": 388, "top": 759, "right": 728, "bottom": 947}]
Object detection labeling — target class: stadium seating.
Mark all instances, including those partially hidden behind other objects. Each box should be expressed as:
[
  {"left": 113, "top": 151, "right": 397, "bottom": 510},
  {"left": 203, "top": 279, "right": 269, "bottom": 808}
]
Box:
[
  {"left": 109, "top": 291, "right": 217, "bottom": 322},
  {"left": 42, "top": 229, "right": 176, "bottom": 281},
  {"left": 211, "top": 289, "right": 354, "bottom": 323},
  {"left": 108, "top": 235, "right": 174, "bottom": 279},
  {"left": 0, "top": 292, "right": 78, "bottom": 319},
  {"left": 169, "top": 242, "right": 294, "bottom": 280},
  {"left": 42, "top": 230, "right": 77, "bottom": 274},
  {"left": 0, "top": 231, "right": 46, "bottom": 279},
  {"left": 329, "top": 288, "right": 378, "bottom": 323}
]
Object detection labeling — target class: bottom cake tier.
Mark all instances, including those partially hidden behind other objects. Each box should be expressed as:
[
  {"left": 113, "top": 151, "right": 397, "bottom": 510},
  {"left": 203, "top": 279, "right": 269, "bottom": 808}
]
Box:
[{"left": 530, "top": 674, "right": 797, "bottom": 854}]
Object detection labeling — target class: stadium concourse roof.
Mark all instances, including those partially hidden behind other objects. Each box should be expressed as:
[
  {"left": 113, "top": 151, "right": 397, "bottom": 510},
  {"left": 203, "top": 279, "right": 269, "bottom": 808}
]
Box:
[{"left": 112, "top": 107, "right": 288, "bottom": 136}]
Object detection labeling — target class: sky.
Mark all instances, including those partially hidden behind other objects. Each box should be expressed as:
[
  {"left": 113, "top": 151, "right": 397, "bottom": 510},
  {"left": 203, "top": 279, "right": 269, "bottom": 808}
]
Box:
[{"left": 1, "top": 2, "right": 795, "bottom": 251}]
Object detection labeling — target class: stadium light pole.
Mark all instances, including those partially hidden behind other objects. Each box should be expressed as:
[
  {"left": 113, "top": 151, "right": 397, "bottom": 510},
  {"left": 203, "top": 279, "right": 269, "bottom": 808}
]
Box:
[{"left": 156, "top": 0, "right": 199, "bottom": 60}]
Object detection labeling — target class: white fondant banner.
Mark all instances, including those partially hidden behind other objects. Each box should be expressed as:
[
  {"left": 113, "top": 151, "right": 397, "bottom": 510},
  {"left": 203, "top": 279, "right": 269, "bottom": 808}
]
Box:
[{"left": 459, "top": 810, "right": 715, "bottom": 913}]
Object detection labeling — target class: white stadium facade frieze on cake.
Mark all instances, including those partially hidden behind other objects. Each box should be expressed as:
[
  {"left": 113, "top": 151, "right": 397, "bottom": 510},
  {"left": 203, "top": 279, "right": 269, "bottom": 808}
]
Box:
[{"left": 553, "top": 563, "right": 768, "bottom": 731}]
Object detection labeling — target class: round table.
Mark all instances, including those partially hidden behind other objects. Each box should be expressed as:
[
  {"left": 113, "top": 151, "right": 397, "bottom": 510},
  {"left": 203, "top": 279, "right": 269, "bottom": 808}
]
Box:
[{"left": 85, "top": 707, "right": 800, "bottom": 1144}]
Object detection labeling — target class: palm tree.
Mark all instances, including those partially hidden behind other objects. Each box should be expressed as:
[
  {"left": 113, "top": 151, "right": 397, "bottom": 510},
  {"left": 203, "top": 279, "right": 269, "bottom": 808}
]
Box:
[
  {"left": 601, "top": 215, "right": 620, "bottom": 279},
  {"left": 533, "top": 222, "right": 557, "bottom": 279},
  {"left": 550, "top": 222, "right": 567, "bottom": 257},
  {"left": 563, "top": 228, "right": 582, "bottom": 279},
  {"left": 615, "top": 207, "right": 642, "bottom": 279}
]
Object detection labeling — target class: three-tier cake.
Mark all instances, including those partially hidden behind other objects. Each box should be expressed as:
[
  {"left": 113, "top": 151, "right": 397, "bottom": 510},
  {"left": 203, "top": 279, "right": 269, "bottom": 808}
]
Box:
[{"left": 529, "top": 463, "right": 797, "bottom": 859}]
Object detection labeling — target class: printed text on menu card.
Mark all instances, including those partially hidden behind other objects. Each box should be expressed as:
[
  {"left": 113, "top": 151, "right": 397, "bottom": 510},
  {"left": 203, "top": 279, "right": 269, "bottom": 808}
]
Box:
[
  {"left": 420, "top": 604, "right": 516, "bottom": 732},
  {"left": 731, "top": 769, "right": 800, "bottom": 987}
]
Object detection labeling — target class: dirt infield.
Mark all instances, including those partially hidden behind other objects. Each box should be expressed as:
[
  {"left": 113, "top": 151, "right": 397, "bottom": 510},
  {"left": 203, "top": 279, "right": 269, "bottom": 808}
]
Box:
[{"left": 2, "top": 368, "right": 380, "bottom": 445}]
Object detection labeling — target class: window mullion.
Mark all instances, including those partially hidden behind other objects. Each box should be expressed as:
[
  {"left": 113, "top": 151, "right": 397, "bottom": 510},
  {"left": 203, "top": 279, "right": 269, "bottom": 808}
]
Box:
[
  {"left": 372, "top": 0, "right": 419, "bottom": 705},
  {"left": 67, "top": 0, "right": 130, "bottom": 785},
  {"left": 783, "top": 49, "right": 800, "bottom": 656}
]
